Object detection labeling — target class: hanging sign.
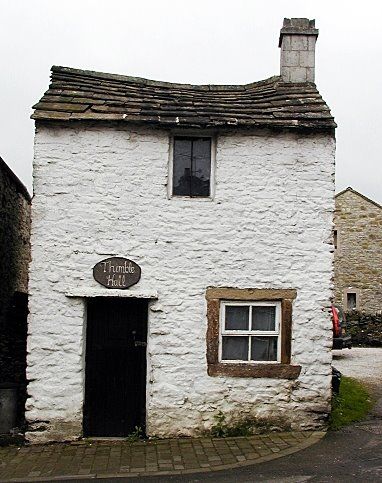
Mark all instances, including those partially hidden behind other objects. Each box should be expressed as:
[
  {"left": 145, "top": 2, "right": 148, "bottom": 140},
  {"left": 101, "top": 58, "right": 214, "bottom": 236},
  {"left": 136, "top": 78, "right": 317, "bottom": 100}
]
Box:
[{"left": 93, "top": 257, "right": 141, "bottom": 289}]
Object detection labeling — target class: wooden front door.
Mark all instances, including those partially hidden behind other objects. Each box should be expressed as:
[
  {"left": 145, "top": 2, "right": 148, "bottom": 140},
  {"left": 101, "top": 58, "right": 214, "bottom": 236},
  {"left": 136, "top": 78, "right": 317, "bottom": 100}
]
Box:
[{"left": 83, "top": 297, "right": 148, "bottom": 437}]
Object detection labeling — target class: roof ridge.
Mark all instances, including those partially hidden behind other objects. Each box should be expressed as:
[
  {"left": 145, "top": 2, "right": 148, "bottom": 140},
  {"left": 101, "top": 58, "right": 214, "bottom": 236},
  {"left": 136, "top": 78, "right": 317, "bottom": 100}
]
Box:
[{"left": 51, "top": 66, "right": 280, "bottom": 91}]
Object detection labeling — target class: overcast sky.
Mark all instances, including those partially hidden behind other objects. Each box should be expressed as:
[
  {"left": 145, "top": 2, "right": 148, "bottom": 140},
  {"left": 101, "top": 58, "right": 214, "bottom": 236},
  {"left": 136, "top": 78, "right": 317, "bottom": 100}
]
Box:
[{"left": 1, "top": 0, "right": 381, "bottom": 203}]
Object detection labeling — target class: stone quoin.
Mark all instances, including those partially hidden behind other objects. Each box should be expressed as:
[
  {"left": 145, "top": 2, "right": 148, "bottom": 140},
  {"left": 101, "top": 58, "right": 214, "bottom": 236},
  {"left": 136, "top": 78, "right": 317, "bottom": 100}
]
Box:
[{"left": 27, "top": 18, "right": 336, "bottom": 443}]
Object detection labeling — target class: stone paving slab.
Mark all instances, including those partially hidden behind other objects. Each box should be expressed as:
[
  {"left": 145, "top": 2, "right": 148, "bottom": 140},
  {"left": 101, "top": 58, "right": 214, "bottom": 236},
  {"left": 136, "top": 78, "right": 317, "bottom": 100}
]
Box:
[{"left": 0, "top": 431, "right": 325, "bottom": 481}]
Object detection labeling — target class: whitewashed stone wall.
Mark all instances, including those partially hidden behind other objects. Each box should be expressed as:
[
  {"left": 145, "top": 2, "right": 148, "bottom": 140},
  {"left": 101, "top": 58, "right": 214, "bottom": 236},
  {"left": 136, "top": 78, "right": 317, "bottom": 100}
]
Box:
[{"left": 27, "top": 123, "right": 335, "bottom": 443}]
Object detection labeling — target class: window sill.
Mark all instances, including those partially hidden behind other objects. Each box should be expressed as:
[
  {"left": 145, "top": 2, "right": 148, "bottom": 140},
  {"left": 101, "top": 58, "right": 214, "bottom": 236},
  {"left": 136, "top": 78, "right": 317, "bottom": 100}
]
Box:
[
  {"left": 168, "top": 195, "right": 214, "bottom": 202},
  {"left": 207, "top": 362, "right": 301, "bottom": 379}
]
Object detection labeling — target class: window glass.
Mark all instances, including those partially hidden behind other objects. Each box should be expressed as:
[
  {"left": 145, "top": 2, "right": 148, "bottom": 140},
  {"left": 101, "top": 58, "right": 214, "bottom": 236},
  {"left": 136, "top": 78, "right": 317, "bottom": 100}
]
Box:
[
  {"left": 251, "top": 336, "right": 278, "bottom": 361},
  {"left": 251, "top": 306, "right": 276, "bottom": 331},
  {"left": 225, "top": 305, "right": 249, "bottom": 330},
  {"left": 172, "top": 137, "right": 211, "bottom": 197},
  {"left": 191, "top": 138, "right": 211, "bottom": 196},
  {"left": 173, "top": 138, "right": 192, "bottom": 196},
  {"left": 220, "top": 301, "right": 281, "bottom": 363},
  {"left": 222, "top": 336, "right": 248, "bottom": 360}
]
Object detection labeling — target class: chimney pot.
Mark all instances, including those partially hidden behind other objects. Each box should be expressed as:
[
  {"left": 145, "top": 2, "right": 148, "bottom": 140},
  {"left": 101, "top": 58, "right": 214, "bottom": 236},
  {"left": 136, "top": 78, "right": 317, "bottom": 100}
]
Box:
[{"left": 279, "top": 18, "right": 319, "bottom": 83}]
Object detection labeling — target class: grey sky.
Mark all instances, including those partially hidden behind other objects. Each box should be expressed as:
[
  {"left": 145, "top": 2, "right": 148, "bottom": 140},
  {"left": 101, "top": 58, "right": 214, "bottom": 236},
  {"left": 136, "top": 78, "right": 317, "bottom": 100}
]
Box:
[{"left": 1, "top": 0, "right": 381, "bottom": 203}]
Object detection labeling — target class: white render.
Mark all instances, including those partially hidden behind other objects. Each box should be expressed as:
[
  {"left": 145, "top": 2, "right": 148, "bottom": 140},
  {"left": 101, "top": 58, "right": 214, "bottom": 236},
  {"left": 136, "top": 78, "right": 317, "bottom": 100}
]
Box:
[{"left": 27, "top": 124, "right": 335, "bottom": 443}]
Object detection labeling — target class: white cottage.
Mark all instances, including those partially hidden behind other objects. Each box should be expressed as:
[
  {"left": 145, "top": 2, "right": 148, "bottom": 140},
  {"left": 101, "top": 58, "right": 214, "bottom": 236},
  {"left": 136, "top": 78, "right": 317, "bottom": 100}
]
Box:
[{"left": 27, "top": 18, "right": 336, "bottom": 443}]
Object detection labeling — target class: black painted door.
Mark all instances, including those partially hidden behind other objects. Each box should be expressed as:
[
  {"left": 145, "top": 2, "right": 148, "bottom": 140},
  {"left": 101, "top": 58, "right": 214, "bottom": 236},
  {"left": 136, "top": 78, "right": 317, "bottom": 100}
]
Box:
[{"left": 83, "top": 297, "right": 148, "bottom": 437}]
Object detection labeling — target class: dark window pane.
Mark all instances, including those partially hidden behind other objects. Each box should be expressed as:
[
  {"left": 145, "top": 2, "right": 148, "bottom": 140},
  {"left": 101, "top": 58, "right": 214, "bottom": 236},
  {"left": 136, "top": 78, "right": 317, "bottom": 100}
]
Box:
[
  {"left": 173, "top": 138, "right": 192, "bottom": 196},
  {"left": 191, "top": 138, "right": 211, "bottom": 197},
  {"left": 222, "top": 336, "right": 248, "bottom": 360},
  {"left": 251, "top": 337, "right": 278, "bottom": 361},
  {"left": 225, "top": 306, "right": 249, "bottom": 330},
  {"left": 347, "top": 292, "right": 357, "bottom": 310},
  {"left": 251, "top": 306, "right": 276, "bottom": 331}
]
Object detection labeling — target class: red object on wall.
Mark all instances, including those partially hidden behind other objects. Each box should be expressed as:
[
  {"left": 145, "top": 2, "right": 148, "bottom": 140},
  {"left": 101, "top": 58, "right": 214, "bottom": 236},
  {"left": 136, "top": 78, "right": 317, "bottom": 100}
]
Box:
[{"left": 332, "top": 305, "right": 341, "bottom": 337}]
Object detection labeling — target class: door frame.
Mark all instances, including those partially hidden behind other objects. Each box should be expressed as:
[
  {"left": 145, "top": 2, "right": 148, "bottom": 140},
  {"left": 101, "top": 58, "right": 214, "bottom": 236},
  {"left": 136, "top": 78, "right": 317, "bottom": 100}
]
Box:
[{"left": 82, "top": 296, "right": 151, "bottom": 437}]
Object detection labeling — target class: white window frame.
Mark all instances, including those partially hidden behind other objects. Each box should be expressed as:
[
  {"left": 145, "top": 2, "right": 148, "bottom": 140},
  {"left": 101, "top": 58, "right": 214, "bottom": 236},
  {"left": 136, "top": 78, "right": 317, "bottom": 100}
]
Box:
[
  {"left": 219, "top": 300, "right": 282, "bottom": 364},
  {"left": 167, "top": 134, "right": 216, "bottom": 200}
]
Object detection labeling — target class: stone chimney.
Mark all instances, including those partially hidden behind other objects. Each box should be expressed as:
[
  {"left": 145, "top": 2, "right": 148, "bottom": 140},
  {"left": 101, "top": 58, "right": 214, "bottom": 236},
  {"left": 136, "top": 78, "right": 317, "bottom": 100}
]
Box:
[{"left": 279, "top": 18, "right": 319, "bottom": 83}]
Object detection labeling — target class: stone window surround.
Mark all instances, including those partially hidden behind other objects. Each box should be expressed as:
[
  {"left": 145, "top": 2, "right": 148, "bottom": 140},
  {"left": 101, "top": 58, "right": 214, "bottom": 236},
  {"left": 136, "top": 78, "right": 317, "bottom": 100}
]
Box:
[
  {"left": 167, "top": 132, "right": 217, "bottom": 201},
  {"left": 206, "top": 287, "right": 301, "bottom": 379}
]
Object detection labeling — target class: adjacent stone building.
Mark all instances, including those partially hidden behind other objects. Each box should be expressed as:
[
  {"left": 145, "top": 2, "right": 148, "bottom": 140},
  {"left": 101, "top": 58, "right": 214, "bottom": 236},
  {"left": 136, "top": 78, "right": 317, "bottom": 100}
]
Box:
[
  {"left": 27, "top": 18, "right": 336, "bottom": 443},
  {"left": 0, "top": 158, "right": 31, "bottom": 310},
  {"left": 334, "top": 187, "right": 382, "bottom": 313},
  {"left": 0, "top": 157, "right": 31, "bottom": 429}
]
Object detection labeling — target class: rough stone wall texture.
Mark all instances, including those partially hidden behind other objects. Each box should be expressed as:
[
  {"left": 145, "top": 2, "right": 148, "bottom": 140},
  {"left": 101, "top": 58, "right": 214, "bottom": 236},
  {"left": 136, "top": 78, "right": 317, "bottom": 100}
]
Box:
[
  {"left": 280, "top": 35, "right": 316, "bottom": 83},
  {"left": 27, "top": 124, "right": 335, "bottom": 443},
  {"left": 0, "top": 160, "right": 31, "bottom": 384},
  {"left": 346, "top": 312, "right": 382, "bottom": 347},
  {"left": 334, "top": 189, "right": 382, "bottom": 313},
  {"left": 0, "top": 162, "right": 31, "bottom": 300}
]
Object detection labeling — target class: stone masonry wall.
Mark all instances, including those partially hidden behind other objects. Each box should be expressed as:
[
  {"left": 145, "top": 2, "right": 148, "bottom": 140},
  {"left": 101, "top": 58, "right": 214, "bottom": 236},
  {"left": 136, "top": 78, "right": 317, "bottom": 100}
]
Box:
[
  {"left": 0, "top": 159, "right": 31, "bottom": 384},
  {"left": 27, "top": 123, "right": 335, "bottom": 443},
  {"left": 334, "top": 189, "right": 382, "bottom": 313},
  {"left": 280, "top": 35, "right": 316, "bottom": 83},
  {"left": 0, "top": 160, "right": 31, "bottom": 305}
]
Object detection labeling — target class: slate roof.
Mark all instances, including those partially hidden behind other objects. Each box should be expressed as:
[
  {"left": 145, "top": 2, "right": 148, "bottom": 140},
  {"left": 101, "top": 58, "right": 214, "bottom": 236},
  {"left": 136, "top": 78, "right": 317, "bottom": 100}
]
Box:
[{"left": 32, "top": 66, "right": 336, "bottom": 130}]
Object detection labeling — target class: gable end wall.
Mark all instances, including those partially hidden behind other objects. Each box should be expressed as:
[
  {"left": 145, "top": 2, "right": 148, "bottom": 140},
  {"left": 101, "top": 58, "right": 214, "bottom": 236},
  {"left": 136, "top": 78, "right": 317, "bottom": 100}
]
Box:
[{"left": 334, "top": 190, "right": 382, "bottom": 312}]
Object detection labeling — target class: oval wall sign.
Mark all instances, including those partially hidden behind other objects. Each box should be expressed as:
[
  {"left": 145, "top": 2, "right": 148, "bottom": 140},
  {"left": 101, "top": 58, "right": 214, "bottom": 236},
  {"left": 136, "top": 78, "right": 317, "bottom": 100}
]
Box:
[{"left": 93, "top": 257, "right": 141, "bottom": 289}]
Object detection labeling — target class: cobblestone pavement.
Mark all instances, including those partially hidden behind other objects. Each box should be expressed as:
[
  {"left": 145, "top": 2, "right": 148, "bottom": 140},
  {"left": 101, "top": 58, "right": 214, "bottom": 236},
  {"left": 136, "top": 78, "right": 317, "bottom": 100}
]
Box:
[{"left": 0, "top": 432, "right": 324, "bottom": 481}]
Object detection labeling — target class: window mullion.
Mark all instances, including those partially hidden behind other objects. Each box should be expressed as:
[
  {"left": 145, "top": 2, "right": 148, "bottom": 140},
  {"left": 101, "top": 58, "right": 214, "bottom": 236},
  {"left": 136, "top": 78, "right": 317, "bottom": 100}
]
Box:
[
  {"left": 189, "top": 138, "right": 194, "bottom": 197},
  {"left": 248, "top": 306, "right": 252, "bottom": 361}
]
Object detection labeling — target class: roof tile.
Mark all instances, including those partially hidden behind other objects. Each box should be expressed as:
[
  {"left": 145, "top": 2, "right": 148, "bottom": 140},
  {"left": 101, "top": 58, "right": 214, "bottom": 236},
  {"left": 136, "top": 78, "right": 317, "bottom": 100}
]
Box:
[{"left": 31, "top": 66, "right": 336, "bottom": 130}]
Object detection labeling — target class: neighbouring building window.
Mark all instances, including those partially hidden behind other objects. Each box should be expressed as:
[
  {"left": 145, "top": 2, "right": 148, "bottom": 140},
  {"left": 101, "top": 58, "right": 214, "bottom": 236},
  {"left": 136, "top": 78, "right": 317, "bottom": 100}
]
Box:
[
  {"left": 172, "top": 137, "right": 211, "bottom": 197},
  {"left": 346, "top": 292, "right": 357, "bottom": 310},
  {"left": 206, "top": 287, "right": 301, "bottom": 379},
  {"left": 333, "top": 229, "right": 338, "bottom": 250},
  {"left": 220, "top": 302, "right": 281, "bottom": 362}
]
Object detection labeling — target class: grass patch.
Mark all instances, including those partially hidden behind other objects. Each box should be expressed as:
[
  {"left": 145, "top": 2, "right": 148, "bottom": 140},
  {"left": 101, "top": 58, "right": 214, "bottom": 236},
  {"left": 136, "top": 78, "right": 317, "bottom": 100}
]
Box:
[
  {"left": 210, "top": 411, "right": 254, "bottom": 437},
  {"left": 329, "top": 376, "right": 373, "bottom": 430},
  {"left": 209, "top": 411, "right": 291, "bottom": 437}
]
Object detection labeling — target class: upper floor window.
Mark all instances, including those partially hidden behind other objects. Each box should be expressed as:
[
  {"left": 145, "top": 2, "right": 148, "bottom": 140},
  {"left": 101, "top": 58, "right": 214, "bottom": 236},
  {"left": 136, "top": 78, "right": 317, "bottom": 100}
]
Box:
[{"left": 172, "top": 137, "right": 211, "bottom": 197}]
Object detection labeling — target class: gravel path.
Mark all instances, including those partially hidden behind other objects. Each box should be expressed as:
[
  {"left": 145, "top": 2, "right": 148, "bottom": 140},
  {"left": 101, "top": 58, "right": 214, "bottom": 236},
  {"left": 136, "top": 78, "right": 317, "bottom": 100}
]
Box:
[{"left": 332, "top": 347, "right": 382, "bottom": 384}]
